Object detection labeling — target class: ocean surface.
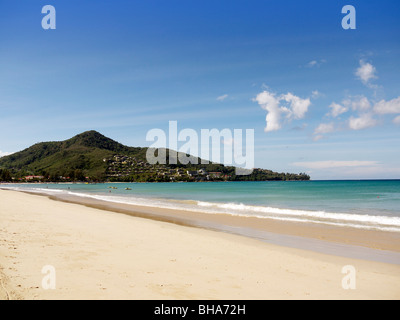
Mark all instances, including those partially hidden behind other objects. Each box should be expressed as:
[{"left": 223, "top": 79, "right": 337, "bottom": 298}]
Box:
[{"left": 2, "top": 180, "right": 400, "bottom": 233}]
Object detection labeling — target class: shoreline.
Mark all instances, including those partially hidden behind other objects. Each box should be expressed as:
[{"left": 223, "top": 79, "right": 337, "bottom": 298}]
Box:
[
  {"left": 40, "top": 191, "right": 400, "bottom": 260},
  {"left": 1, "top": 189, "right": 400, "bottom": 299},
  {"left": 3, "top": 187, "right": 400, "bottom": 263}
]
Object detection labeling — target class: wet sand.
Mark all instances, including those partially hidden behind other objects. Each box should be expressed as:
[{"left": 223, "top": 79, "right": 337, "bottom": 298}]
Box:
[{"left": 50, "top": 192, "right": 400, "bottom": 255}]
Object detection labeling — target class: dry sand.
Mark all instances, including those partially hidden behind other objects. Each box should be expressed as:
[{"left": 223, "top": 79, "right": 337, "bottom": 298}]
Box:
[{"left": 0, "top": 189, "right": 399, "bottom": 300}]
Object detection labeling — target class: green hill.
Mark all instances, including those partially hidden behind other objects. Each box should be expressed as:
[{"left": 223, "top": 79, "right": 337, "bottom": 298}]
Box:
[
  {"left": 0, "top": 131, "right": 310, "bottom": 182},
  {"left": 0, "top": 131, "right": 145, "bottom": 180}
]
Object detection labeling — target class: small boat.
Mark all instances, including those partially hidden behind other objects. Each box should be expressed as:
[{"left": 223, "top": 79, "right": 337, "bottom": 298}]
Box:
[{"left": 125, "top": 188, "right": 132, "bottom": 190}]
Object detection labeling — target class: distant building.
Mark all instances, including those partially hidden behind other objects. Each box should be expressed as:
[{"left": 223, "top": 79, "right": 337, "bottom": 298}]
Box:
[
  {"left": 198, "top": 169, "right": 208, "bottom": 175},
  {"left": 187, "top": 170, "right": 198, "bottom": 177},
  {"left": 209, "top": 172, "right": 222, "bottom": 178},
  {"left": 25, "top": 175, "right": 44, "bottom": 180}
]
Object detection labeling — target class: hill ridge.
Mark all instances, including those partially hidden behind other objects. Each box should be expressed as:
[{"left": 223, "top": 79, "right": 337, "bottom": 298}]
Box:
[{"left": 0, "top": 131, "right": 310, "bottom": 182}]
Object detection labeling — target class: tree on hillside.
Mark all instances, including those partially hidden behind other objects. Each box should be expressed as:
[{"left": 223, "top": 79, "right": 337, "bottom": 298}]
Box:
[
  {"left": 74, "top": 169, "right": 86, "bottom": 181},
  {"left": 0, "top": 169, "right": 12, "bottom": 182}
]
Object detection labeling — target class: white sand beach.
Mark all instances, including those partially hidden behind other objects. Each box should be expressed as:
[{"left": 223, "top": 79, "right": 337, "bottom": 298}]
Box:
[{"left": 1, "top": 189, "right": 399, "bottom": 300}]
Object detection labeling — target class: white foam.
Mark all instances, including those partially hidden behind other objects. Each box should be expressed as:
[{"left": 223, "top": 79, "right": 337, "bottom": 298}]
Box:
[
  {"left": 0, "top": 186, "right": 64, "bottom": 194},
  {"left": 63, "top": 192, "right": 400, "bottom": 232},
  {"left": 196, "top": 201, "right": 400, "bottom": 232},
  {"left": 3, "top": 185, "right": 400, "bottom": 232}
]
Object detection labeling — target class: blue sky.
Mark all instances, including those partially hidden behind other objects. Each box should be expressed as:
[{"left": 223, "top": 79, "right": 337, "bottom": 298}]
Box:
[{"left": 0, "top": 0, "right": 399, "bottom": 179}]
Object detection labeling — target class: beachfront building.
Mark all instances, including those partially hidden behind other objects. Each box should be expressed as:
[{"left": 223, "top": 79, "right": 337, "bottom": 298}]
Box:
[
  {"left": 24, "top": 175, "right": 44, "bottom": 180},
  {"left": 187, "top": 170, "right": 198, "bottom": 177},
  {"left": 208, "top": 172, "right": 222, "bottom": 178},
  {"left": 198, "top": 169, "right": 208, "bottom": 175}
]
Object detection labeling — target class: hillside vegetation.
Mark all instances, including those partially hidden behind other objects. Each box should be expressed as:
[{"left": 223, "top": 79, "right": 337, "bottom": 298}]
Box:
[{"left": 0, "top": 131, "right": 310, "bottom": 182}]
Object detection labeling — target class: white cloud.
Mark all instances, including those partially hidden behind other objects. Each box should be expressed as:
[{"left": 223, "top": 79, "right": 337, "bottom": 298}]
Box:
[
  {"left": 355, "top": 60, "right": 377, "bottom": 85},
  {"left": 306, "top": 59, "right": 399, "bottom": 140},
  {"left": 216, "top": 94, "right": 229, "bottom": 101},
  {"left": 0, "top": 151, "right": 12, "bottom": 158},
  {"left": 292, "top": 160, "right": 379, "bottom": 169},
  {"left": 312, "top": 122, "right": 335, "bottom": 141},
  {"left": 306, "top": 59, "right": 326, "bottom": 68},
  {"left": 343, "top": 95, "right": 371, "bottom": 112},
  {"left": 373, "top": 96, "right": 400, "bottom": 114},
  {"left": 307, "top": 60, "right": 318, "bottom": 67},
  {"left": 254, "top": 89, "right": 311, "bottom": 133},
  {"left": 253, "top": 90, "right": 282, "bottom": 132},
  {"left": 311, "top": 90, "right": 323, "bottom": 99},
  {"left": 328, "top": 102, "right": 348, "bottom": 117},
  {"left": 322, "top": 95, "right": 400, "bottom": 135},
  {"left": 292, "top": 161, "right": 400, "bottom": 179},
  {"left": 348, "top": 113, "right": 377, "bottom": 130},
  {"left": 281, "top": 93, "right": 311, "bottom": 120},
  {"left": 313, "top": 135, "right": 324, "bottom": 142},
  {"left": 314, "top": 123, "right": 335, "bottom": 135}
]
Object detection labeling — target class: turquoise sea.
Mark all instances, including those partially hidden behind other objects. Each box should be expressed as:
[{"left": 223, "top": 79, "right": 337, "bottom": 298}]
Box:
[{"left": 2, "top": 180, "right": 400, "bottom": 232}]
